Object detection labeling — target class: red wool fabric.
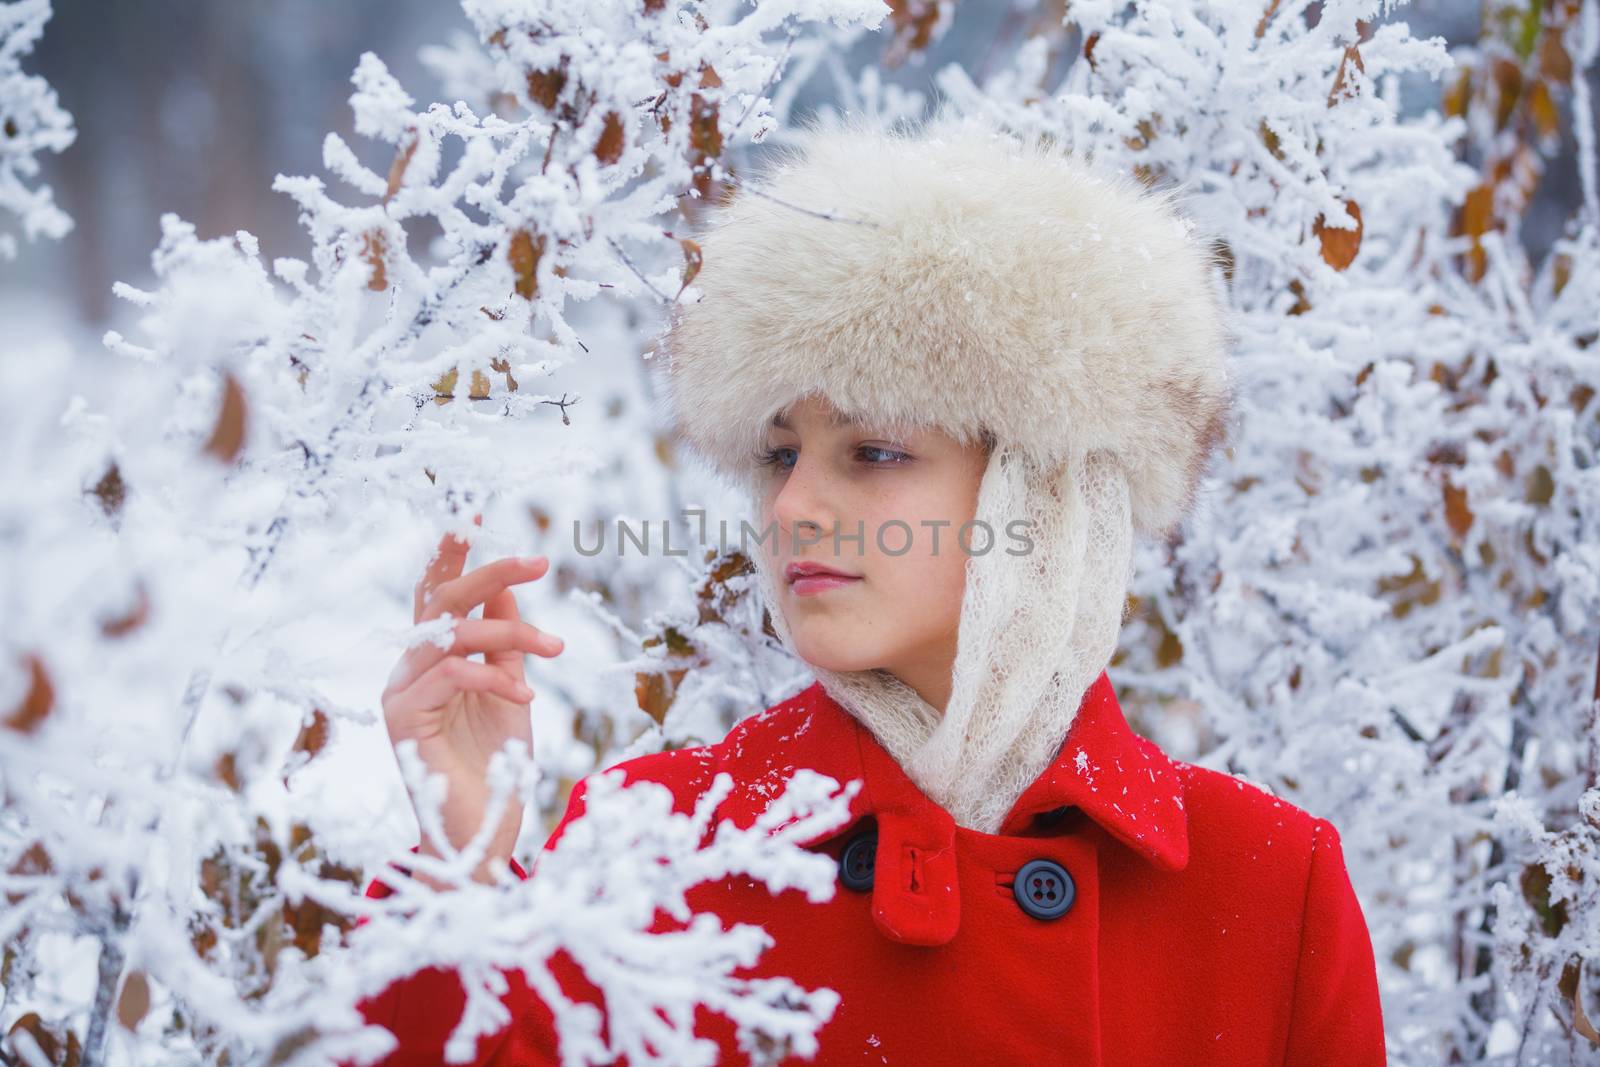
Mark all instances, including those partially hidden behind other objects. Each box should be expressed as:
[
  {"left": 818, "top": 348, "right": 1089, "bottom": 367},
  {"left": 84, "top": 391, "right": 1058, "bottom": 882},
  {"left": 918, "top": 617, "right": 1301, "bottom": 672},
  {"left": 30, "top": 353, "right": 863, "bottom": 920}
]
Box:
[{"left": 342, "top": 672, "right": 1386, "bottom": 1065}]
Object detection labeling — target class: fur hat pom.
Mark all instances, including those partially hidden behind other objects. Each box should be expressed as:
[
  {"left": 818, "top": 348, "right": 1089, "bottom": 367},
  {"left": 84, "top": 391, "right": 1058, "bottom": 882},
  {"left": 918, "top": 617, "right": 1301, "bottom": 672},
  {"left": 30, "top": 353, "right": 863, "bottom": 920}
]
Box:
[{"left": 652, "top": 109, "right": 1237, "bottom": 538}]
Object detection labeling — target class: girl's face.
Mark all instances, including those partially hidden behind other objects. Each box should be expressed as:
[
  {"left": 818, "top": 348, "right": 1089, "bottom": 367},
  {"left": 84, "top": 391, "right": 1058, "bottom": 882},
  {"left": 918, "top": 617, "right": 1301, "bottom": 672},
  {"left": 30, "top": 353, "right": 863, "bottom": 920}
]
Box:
[{"left": 755, "top": 392, "right": 991, "bottom": 712}]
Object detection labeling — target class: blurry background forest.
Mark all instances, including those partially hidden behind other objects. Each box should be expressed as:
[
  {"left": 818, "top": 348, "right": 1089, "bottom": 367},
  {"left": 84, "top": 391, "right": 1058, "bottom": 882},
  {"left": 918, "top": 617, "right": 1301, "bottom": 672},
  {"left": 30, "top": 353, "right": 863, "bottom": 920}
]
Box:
[{"left": 18, "top": 1, "right": 1577, "bottom": 326}]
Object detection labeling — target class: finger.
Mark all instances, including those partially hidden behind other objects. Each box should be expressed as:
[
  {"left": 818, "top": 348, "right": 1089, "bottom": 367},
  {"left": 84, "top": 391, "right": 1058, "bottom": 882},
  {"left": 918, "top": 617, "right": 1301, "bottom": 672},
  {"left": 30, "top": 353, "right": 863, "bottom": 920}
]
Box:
[
  {"left": 415, "top": 514, "right": 483, "bottom": 624},
  {"left": 425, "top": 555, "right": 551, "bottom": 625},
  {"left": 388, "top": 617, "right": 561, "bottom": 694},
  {"left": 483, "top": 585, "right": 528, "bottom": 673},
  {"left": 392, "top": 655, "right": 533, "bottom": 720},
  {"left": 481, "top": 567, "right": 566, "bottom": 671}
]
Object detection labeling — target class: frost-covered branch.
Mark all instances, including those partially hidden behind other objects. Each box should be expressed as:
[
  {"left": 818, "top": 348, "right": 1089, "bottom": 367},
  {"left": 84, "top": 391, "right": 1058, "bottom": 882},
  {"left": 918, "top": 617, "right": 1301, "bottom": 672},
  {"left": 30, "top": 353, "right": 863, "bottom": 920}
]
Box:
[
  {"left": 935, "top": 0, "right": 1600, "bottom": 1060},
  {"left": 1, "top": 0, "right": 892, "bottom": 1063},
  {"left": 0, "top": 0, "right": 73, "bottom": 259}
]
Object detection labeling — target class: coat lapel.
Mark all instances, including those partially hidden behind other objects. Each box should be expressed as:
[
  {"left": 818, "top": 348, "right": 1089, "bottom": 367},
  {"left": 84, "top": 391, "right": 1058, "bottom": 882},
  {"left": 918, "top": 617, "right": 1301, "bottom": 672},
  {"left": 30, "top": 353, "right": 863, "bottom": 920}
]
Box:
[
  {"left": 995, "top": 670, "right": 1191, "bottom": 872},
  {"left": 751, "top": 671, "right": 1189, "bottom": 872}
]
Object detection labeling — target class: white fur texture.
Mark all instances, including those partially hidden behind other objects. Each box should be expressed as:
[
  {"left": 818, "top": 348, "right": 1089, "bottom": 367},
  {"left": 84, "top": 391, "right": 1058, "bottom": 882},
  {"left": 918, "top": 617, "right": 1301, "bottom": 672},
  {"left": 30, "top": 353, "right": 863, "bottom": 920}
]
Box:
[{"left": 653, "top": 110, "right": 1237, "bottom": 539}]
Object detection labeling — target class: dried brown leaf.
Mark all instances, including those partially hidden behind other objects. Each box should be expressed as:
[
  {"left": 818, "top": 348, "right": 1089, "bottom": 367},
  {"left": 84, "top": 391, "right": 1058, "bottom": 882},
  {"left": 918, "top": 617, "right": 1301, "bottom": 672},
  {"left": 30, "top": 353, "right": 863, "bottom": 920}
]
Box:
[
  {"left": 89, "top": 462, "right": 125, "bottom": 520},
  {"left": 509, "top": 228, "right": 546, "bottom": 301},
  {"left": 361, "top": 230, "right": 388, "bottom": 292},
  {"left": 214, "top": 751, "right": 242, "bottom": 793},
  {"left": 4, "top": 654, "right": 53, "bottom": 734},
  {"left": 1313, "top": 198, "right": 1363, "bottom": 271},
  {"left": 1443, "top": 479, "right": 1474, "bottom": 541},
  {"left": 203, "top": 372, "right": 248, "bottom": 464},
  {"left": 595, "top": 111, "right": 626, "bottom": 165},
  {"left": 99, "top": 582, "right": 151, "bottom": 639},
  {"left": 117, "top": 970, "right": 151, "bottom": 1031},
  {"left": 678, "top": 238, "right": 702, "bottom": 297},
  {"left": 385, "top": 131, "right": 419, "bottom": 202}
]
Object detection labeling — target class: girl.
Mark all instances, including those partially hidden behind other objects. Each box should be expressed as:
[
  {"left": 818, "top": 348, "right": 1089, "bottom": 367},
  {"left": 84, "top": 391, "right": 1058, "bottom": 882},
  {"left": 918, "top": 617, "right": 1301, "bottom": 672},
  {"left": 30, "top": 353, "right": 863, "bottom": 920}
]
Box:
[{"left": 351, "top": 111, "right": 1386, "bottom": 1065}]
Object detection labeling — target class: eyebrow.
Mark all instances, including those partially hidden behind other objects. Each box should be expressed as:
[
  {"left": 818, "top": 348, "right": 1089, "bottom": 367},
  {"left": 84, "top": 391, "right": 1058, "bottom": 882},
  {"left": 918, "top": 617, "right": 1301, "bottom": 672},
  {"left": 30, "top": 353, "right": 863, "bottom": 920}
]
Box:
[{"left": 771, "top": 409, "right": 859, "bottom": 431}]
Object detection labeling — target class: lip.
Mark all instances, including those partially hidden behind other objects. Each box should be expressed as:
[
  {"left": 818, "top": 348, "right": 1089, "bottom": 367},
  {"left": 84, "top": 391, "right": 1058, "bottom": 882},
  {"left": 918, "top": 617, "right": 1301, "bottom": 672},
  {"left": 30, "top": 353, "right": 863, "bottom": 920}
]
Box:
[
  {"left": 785, "top": 561, "right": 863, "bottom": 597},
  {"left": 785, "top": 561, "right": 861, "bottom": 583}
]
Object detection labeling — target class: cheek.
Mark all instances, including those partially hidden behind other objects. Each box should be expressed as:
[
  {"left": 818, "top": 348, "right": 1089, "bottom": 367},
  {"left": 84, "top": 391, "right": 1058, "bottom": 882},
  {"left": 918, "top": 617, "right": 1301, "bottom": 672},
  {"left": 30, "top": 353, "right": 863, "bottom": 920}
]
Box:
[
  {"left": 867, "top": 524, "right": 970, "bottom": 636},
  {"left": 881, "top": 478, "right": 980, "bottom": 629}
]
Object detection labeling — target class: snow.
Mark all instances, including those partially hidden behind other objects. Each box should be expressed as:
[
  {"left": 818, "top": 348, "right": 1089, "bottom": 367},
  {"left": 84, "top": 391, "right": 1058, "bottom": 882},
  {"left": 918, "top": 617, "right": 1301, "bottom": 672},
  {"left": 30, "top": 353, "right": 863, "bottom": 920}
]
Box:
[{"left": 4, "top": 0, "right": 1599, "bottom": 1062}]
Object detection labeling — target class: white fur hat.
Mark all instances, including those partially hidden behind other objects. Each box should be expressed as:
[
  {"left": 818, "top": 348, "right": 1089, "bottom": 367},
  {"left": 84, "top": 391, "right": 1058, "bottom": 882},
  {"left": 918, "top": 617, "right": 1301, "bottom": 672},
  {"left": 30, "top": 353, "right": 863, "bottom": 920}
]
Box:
[{"left": 653, "top": 109, "right": 1236, "bottom": 540}]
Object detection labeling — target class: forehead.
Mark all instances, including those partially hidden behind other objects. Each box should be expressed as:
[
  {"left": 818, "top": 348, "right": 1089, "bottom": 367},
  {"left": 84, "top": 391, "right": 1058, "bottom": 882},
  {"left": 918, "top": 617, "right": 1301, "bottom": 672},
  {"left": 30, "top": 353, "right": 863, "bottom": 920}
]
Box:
[
  {"left": 767, "top": 393, "right": 947, "bottom": 448},
  {"left": 770, "top": 407, "right": 857, "bottom": 431},
  {"left": 770, "top": 393, "right": 876, "bottom": 431}
]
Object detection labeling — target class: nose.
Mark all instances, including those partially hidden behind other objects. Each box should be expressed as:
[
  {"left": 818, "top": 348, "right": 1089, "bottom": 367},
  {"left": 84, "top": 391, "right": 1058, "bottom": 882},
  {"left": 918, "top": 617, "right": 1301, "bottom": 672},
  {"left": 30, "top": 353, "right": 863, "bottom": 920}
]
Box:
[{"left": 769, "top": 449, "right": 839, "bottom": 552}]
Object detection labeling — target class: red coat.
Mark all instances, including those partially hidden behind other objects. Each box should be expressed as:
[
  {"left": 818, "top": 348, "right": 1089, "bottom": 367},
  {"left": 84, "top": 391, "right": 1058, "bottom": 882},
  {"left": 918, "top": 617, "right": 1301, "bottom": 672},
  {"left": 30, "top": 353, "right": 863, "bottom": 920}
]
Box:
[{"left": 348, "top": 671, "right": 1386, "bottom": 1065}]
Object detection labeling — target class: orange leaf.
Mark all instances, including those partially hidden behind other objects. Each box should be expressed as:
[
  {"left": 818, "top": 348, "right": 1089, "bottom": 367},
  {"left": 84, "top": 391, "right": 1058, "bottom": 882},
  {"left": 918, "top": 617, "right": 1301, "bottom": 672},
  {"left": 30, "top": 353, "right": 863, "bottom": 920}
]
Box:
[
  {"left": 635, "top": 671, "right": 674, "bottom": 725},
  {"left": 508, "top": 228, "right": 546, "bottom": 301},
  {"left": 214, "top": 751, "right": 242, "bottom": 792},
  {"left": 595, "top": 111, "right": 625, "bottom": 165},
  {"left": 99, "top": 582, "right": 150, "bottom": 639},
  {"left": 89, "top": 462, "right": 125, "bottom": 520},
  {"left": 688, "top": 95, "right": 722, "bottom": 160},
  {"left": 1566, "top": 957, "right": 1600, "bottom": 1045},
  {"left": 885, "top": 0, "right": 943, "bottom": 65},
  {"left": 1443, "top": 479, "right": 1473, "bottom": 540},
  {"left": 5, "top": 841, "right": 52, "bottom": 906},
  {"left": 4, "top": 653, "right": 52, "bottom": 735},
  {"left": 1327, "top": 44, "right": 1365, "bottom": 107},
  {"left": 1254, "top": 0, "right": 1282, "bottom": 40},
  {"left": 117, "top": 971, "right": 151, "bottom": 1031},
  {"left": 1459, "top": 183, "right": 1495, "bottom": 239},
  {"left": 6, "top": 1012, "right": 81, "bottom": 1066},
  {"left": 282, "top": 895, "right": 336, "bottom": 958},
  {"left": 490, "top": 355, "right": 519, "bottom": 393},
  {"left": 1442, "top": 67, "right": 1472, "bottom": 118},
  {"left": 292, "top": 708, "right": 329, "bottom": 761},
  {"left": 678, "top": 238, "right": 702, "bottom": 297},
  {"left": 1491, "top": 58, "right": 1522, "bottom": 131},
  {"left": 361, "top": 230, "right": 388, "bottom": 292},
  {"left": 1540, "top": 30, "right": 1573, "bottom": 86},
  {"left": 1529, "top": 81, "right": 1560, "bottom": 142},
  {"left": 526, "top": 60, "right": 568, "bottom": 111},
  {"left": 1313, "top": 198, "right": 1363, "bottom": 270},
  {"left": 203, "top": 372, "right": 248, "bottom": 464},
  {"left": 385, "top": 132, "right": 419, "bottom": 203}
]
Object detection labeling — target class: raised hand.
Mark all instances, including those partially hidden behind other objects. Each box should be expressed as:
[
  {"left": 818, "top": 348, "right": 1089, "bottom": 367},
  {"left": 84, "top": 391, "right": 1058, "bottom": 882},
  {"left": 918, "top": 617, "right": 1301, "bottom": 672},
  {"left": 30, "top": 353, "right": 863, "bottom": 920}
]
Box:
[{"left": 380, "top": 514, "right": 564, "bottom": 887}]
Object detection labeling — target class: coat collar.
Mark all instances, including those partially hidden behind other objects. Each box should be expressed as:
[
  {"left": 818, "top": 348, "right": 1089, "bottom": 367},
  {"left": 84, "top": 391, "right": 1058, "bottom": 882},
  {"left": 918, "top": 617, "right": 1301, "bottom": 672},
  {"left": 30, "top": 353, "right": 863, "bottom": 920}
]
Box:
[{"left": 786, "top": 669, "right": 1190, "bottom": 873}]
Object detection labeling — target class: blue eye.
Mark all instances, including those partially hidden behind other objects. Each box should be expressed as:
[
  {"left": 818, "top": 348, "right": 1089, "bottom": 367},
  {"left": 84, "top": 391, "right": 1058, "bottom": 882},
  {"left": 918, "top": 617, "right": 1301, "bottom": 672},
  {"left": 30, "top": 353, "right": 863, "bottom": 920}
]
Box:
[
  {"left": 858, "top": 445, "right": 912, "bottom": 465},
  {"left": 756, "top": 446, "right": 797, "bottom": 471},
  {"left": 754, "top": 444, "right": 912, "bottom": 471}
]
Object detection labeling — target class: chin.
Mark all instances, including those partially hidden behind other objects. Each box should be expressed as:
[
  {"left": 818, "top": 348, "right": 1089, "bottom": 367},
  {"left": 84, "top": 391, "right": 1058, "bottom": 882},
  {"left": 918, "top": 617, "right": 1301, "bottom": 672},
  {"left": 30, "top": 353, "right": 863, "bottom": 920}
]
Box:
[{"left": 790, "top": 629, "right": 886, "bottom": 674}]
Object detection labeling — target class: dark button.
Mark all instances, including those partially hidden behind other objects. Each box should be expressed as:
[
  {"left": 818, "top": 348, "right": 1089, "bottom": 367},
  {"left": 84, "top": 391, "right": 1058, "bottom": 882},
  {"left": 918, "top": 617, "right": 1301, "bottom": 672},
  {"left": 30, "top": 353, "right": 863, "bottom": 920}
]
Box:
[
  {"left": 1033, "top": 804, "right": 1075, "bottom": 830},
  {"left": 1013, "top": 858, "right": 1075, "bottom": 920},
  {"left": 839, "top": 829, "right": 877, "bottom": 892}
]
